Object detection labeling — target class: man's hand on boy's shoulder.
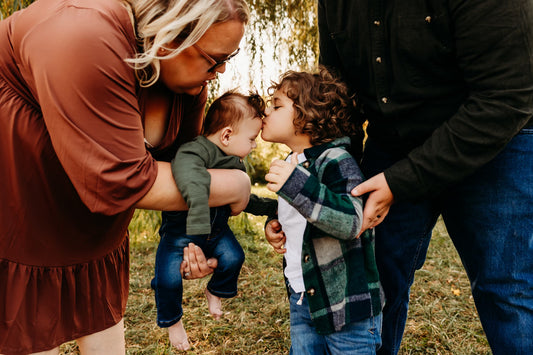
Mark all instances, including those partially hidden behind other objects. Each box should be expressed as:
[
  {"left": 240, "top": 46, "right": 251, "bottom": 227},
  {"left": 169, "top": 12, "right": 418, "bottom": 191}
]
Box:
[
  {"left": 265, "top": 154, "right": 299, "bottom": 193},
  {"left": 352, "top": 172, "right": 393, "bottom": 236}
]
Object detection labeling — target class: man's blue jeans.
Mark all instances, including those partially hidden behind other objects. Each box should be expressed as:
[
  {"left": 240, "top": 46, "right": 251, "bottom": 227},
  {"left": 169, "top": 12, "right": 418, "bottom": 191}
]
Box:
[
  {"left": 361, "top": 128, "right": 533, "bottom": 355},
  {"left": 288, "top": 286, "right": 382, "bottom": 355},
  {"left": 151, "top": 207, "right": 245, "bottom": 327}
]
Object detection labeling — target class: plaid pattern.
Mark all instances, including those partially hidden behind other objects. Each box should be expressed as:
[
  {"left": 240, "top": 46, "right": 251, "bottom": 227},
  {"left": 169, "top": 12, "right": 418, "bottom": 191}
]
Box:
[{"left": 278, "top": 137, "right": 384, "bottom": 334}]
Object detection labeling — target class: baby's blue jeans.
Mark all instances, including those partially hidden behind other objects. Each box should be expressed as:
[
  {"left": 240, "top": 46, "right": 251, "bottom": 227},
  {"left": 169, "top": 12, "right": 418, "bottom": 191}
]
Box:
[{"left": 151, "top": 206, "right": 245, "bottom": 327}]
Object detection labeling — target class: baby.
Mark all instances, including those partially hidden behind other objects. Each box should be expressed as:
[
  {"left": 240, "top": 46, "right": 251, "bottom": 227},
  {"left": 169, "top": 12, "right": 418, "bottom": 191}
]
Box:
[{"left": 152, "top": 90, "right": 275, "bottom": 350}]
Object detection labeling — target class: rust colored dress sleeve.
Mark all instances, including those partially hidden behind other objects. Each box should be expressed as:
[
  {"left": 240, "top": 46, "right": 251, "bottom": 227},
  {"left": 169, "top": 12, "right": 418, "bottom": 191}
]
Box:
[{"left": 19, "top": 2, "right": 157, "bottom": 215}]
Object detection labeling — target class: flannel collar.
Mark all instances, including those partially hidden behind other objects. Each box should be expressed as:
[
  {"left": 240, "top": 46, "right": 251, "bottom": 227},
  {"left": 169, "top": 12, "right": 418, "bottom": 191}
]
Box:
[{"left": 302, "top": 136, "right": 351, "bottom": 162}]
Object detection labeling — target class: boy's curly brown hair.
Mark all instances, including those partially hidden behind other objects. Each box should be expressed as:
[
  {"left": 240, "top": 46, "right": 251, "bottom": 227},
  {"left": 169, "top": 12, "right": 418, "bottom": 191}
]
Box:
[
  {"left": 268, "top": 66, "right": 361, "bottom": 146},
  {"left": 203, "top": 89, "right": 265, "bottom": 136}
]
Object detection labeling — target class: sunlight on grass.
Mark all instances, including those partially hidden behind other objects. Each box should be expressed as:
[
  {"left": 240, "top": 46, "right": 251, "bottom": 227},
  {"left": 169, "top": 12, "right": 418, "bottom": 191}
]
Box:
[{"left": 59, "top": 190, "right": 490, "bottom": 354}]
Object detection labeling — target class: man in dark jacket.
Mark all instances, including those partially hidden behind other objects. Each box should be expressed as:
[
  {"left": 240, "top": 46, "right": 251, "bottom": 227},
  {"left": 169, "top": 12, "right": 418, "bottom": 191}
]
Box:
[{"left": 317, "top": 0, "right": 533, "bottom": 354}]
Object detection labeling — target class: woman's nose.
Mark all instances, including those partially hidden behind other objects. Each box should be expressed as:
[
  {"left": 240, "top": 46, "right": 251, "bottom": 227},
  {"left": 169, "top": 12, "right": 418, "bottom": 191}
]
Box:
[{"left": 214, "top": 63, "right": 227, "bottom": 74}]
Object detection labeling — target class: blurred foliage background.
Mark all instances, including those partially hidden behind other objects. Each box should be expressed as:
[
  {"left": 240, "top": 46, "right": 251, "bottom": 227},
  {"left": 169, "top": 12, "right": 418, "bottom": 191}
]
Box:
[{"left": 1, "top": 0, "right": 32, "bottom": 19}]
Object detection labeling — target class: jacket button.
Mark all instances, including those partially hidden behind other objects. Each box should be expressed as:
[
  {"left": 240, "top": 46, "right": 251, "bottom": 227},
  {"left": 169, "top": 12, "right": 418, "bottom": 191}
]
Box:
[
  {"left": 425, "top": 16, "right": 432, "bottom": 23},
  {"left": 381, "top": 97, "right": 388, "bottom": 104},
  {"left": 304, "top": 254, "right": 310, "bottom": 263},
  {"left": 375, "top": 57, "right": 382, "bottom": 63},
  {"left": 373, "top": 20, "right": 381, "bottom": 26},
  {"left": 307, "top": 288, "right": 316, "bottom": 296},
  {"left": 302, "top": 161, "right": 310, "bottom": 168}
]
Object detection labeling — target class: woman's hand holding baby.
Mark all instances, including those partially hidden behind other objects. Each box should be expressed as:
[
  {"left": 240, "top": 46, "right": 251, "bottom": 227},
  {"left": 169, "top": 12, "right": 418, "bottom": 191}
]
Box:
[{"left": 181, "top": 243, "right": 218, "bottom": 280}]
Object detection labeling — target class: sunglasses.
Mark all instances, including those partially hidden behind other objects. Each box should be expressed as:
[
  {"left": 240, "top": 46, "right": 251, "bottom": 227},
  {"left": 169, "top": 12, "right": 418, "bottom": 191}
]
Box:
[{"left": 192, "top": 43, "right": 240, "bottom": 73}]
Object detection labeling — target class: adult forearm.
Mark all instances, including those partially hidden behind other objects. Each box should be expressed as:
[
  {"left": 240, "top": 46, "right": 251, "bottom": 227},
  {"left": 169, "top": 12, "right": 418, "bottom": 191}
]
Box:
[
  {"left": 210, "top": 169, "right": 251, "bottom": 215},
  {"left": 135, "top": 161, "right": 187, "bottom": 211},
  {"left": 135, "top": 162, "right": 251, "bottom": 212}
]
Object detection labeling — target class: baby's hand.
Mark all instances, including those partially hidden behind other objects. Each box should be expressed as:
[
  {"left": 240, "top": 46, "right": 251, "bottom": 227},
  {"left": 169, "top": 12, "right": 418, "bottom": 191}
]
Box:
[{"left": 265, "top": 154, "right": 298, "bottom": 193}]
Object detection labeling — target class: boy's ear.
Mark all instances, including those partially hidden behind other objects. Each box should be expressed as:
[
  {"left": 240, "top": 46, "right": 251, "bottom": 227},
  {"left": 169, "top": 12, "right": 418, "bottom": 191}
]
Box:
[{"left": 220, "top": 126, "right": 233, "bottom": 146}]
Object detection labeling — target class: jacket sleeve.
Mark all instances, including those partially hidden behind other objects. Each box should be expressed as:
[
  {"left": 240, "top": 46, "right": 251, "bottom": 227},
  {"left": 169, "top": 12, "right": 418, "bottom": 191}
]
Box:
[
  {"left": 244, "top": 194, "right": 278, "bottom": 218},
  {"left": 277, "top": 150, "right": 364, "bottom": 240},
  {"left": 172, "top": 141, "right": 212, "bottom": 235},
  {"left": 385, "top": 0, "right": 533, "bottom": 201}
]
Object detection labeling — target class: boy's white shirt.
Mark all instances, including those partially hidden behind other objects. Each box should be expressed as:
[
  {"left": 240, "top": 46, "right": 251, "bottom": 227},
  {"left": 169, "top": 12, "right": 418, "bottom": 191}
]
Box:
[{"left": 278, "top": 152, "right": 307, "bottom": 293}]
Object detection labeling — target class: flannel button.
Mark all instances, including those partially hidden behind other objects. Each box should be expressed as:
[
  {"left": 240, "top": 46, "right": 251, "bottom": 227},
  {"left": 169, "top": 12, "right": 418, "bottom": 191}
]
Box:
[
  {"left": 302, "top": 161, "right": 310, "bottom": 168},
  {"left": 307, "top": 288, "right": 316, "bottom": 296},
  {"left": 303, "top": 254, "right": 310, "bottom": 263}
]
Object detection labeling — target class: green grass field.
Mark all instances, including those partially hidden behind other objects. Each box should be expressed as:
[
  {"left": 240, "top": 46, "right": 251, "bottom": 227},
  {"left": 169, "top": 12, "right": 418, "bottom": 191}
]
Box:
[{"left": 58, "top": 186, "right": 491, "bottom": 354}]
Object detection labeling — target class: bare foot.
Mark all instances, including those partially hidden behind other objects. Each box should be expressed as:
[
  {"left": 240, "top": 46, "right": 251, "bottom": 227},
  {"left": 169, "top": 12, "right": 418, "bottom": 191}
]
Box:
[
  {"left": 205, "top": 289, "right": 223, "bottom": 320},
  {"left": 168, "top": 320, "right": 190, "bottom": 351}
]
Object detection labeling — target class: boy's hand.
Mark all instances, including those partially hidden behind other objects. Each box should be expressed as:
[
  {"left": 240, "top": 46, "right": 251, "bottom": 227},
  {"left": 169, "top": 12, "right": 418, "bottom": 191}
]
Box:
[
  {"left": 265, "top": 219, "right": 286, "bottom": 254},
  {"left": 266, "top": 154, "right": 298, "bottom": 193}
]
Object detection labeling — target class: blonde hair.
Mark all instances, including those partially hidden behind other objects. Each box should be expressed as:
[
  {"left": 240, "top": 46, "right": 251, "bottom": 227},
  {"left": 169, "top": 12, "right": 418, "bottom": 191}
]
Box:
[{"left": 125, "top": 0, "right": 249, "bottom": 87}]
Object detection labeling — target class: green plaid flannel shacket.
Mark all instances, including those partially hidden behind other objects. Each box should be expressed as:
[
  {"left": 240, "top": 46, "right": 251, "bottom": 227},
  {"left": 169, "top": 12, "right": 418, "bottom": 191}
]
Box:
[{"left": 278, "top": 137, "right": 384, "bottom": 335}]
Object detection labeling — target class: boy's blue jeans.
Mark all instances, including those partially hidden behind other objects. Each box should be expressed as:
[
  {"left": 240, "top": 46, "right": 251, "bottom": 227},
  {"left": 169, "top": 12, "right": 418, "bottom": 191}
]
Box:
[
  {"left": 288, "top": 286, "right": 382, "bottom": 355},
  {"left": 361, "top": 128, "right": 533, "bottom": 355},
  {"left": 151, "top": 206, "right": 245, "bottom": 327}
]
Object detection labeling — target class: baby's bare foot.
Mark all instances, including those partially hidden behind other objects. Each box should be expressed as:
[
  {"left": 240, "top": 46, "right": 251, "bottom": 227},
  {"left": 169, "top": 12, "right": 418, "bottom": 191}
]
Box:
[
  {"left": 205, "top": 289, "right": 223, "bottom": 320},
  {"left": 168, "top": 320, "right": 190, "bottom": 351}
]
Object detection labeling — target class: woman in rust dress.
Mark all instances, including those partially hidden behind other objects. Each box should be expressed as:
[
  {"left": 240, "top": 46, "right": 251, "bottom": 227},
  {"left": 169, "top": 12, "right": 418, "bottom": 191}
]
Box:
[{"left": 0, "top": 0, "right": 251, "bottom": 353}]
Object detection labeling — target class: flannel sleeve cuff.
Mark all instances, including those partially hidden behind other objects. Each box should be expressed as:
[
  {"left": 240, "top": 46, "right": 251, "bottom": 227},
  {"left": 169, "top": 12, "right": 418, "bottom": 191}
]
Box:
[{"left": 278, "top": 165, "right": 311, "bottom": 202}]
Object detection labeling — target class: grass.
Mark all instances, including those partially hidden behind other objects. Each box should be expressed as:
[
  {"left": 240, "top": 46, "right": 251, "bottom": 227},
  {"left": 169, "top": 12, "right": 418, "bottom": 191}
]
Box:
[
  {"left": 59, "top": 185, "right": 490, "bottom": 354},
  {"left": 400, "top": 221, "right": 490, "bottom": 355}
]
